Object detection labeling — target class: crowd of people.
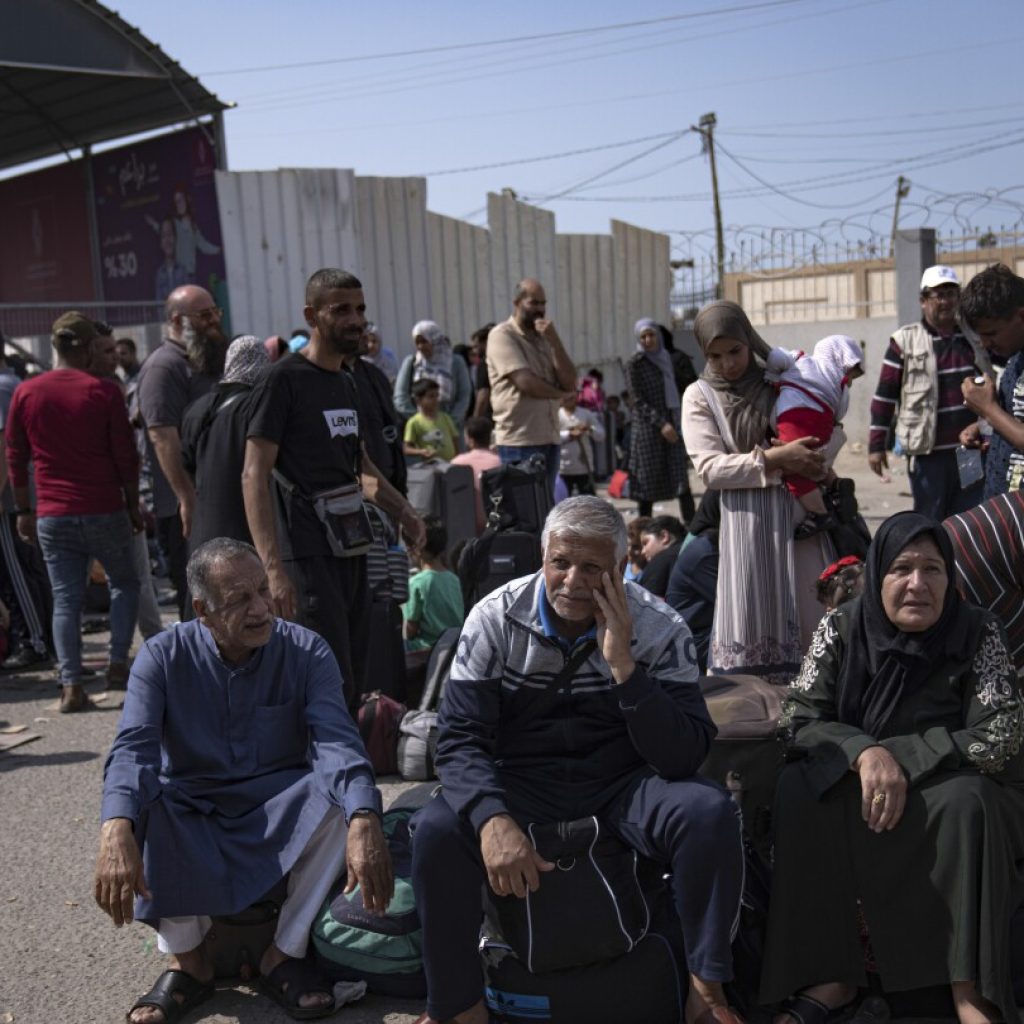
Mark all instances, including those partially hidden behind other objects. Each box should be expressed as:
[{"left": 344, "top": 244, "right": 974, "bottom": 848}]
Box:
[{"left": 1, "top": 260, "right": 1023, "bottom": 1024}]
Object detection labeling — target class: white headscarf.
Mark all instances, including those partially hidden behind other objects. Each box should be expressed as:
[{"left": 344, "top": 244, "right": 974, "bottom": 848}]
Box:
[
  {"left": 411, "top": 320, "right": 453, "bottom": 403},
  {"left": 765, "top": 334, "right": 863, "bottom": 420}
]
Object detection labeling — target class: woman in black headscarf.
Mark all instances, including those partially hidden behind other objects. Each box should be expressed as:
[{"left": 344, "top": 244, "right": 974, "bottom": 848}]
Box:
[{"left": 762, "top": 512, "right": 1024, "bottom": 1024}]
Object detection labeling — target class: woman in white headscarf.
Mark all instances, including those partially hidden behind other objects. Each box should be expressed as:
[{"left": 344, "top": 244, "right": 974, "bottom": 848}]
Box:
[
  {"left": 625, "top": 318, "right": 694, "bottom": 521},
  {"left": 393, "top": 320, "right": 473, "bottom": 428}
]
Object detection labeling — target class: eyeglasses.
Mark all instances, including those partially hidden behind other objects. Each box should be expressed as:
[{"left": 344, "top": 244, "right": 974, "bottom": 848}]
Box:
[{"left": 189, "top": 306, "right": 223, "bottom": 321}]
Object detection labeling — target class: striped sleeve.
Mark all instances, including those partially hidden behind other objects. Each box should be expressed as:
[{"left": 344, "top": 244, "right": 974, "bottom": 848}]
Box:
[{"left": 869, "top": 337, "right": 904, "bottom": 453}]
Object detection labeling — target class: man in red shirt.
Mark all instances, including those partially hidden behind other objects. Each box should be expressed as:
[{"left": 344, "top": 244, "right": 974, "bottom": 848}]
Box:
[{"left": 6, "top": 313, "right": 142, "bottom": 712}]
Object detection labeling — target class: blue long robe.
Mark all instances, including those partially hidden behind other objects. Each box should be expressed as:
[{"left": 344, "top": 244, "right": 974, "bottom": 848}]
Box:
[{"left": 101, "top": 618, "right": 381, "bottom": 923}]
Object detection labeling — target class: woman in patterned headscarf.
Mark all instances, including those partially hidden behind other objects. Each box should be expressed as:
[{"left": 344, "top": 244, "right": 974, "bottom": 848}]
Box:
[
  {"left": 681, "top": 301, "right": 840, "bottom": 682},
  {"left": 763, "top": 512, "right": 1024, "bottom": 1024},
  {"left": 181, "top": 335, "right": 270, "bottom": 555}
]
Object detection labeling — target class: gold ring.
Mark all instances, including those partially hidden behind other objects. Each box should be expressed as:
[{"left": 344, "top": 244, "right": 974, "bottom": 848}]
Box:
[{"left": 872, "top": 792, "right": 886, "bottom": 806}]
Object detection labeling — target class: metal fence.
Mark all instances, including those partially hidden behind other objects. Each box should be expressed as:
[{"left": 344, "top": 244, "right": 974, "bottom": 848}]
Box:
[
  {"left": 0, "top": 301, "right": 167, "bottom": 364},
  {"left": 720, "top": 230, "right": 1024, "bottom": 327}
]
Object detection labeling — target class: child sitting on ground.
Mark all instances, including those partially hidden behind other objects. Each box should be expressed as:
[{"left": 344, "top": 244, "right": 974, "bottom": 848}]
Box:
[
  {"left": 403, "top": 378, "right": 458, "bottom": 462},
  {"left": 403, "top": 515, "right": 465, "bottom": 652},
  {"left": 815, "top": 555, "right": 865, "bottom": 611},
  {"left": 765, "top": 334, "right": 865, "bottom": 540}
]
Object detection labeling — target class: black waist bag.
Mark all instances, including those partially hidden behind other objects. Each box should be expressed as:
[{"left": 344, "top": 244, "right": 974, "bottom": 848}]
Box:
[{"left": 486, "top": 815, "right": 651, "bottom": 974}]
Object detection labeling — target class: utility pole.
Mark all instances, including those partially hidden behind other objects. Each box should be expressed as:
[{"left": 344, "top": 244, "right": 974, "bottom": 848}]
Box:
[
  {"left": 693, "top": 112, "right": 725, "bottom": 299},
  {"left": 889, "top": 176, "right": 911, "bottom": 256}
]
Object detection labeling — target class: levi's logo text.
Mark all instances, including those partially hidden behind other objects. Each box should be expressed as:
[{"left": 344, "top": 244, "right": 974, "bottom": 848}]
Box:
[{"left": 323, "top": 409, "right": 358, "bottom": 438}]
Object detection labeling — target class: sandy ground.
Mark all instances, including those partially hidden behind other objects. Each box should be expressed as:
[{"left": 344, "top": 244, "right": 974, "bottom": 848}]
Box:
[{"left": 0, "top": 450, "right": 914, "bottom": 1024}]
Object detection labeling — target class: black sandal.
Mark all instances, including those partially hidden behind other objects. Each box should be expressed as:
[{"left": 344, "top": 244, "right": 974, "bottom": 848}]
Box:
[
  {"left": 779, "top": 992, "right": 858, "bottom": 1024},
  {"left": 259, "top": 956, "right": 336, "bottom": 1020},
  {"left": 126, "top": 968, "right": 214, "bottom": 1023}
]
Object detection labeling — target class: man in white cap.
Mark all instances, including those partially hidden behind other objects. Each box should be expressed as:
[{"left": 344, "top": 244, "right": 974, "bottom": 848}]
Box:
[{"left": 868, "top": 265, "right": 992, "bottom": 519}]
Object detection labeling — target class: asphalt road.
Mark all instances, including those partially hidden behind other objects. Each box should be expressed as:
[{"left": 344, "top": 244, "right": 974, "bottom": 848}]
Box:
[{"left": 0, "top": 451, "right": 911, "bottom": 1024}]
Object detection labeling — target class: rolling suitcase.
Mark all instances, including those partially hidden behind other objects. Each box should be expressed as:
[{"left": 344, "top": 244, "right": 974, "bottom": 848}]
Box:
[{"left": 406, "top": 461, "right": 476, "bottom": 555}]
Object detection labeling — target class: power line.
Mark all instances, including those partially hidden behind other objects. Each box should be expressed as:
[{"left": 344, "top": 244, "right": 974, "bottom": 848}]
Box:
[
  {"left": 414, "top": 131, "right": 684, "bottom": 177},
  {"left": 201, "top": 0, "right": 806, "bottom": 76},
  {"left": 230, "top": 0, "right": 885, "bottom": 116},
  {"left": 524, "top": 132, "right": 693, "bottom": 205}
]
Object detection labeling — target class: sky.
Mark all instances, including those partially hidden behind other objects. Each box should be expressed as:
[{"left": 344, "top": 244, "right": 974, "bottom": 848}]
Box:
[{"left": 35, "top": 1, "right": 1024, "bottom": 275}]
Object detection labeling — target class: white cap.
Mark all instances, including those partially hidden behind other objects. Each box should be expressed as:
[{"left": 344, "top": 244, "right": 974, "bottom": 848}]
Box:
[{"left": 920, "top": 265, "right": 960, "bottom": 292}]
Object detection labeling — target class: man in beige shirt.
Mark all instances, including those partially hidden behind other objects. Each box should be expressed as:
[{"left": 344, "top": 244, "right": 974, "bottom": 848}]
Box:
[{"left": 486, "top": 278, "right": 577, "bottom": 497}]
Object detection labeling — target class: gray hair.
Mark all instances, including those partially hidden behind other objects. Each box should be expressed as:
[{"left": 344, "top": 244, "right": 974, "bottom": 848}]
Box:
[
  {"left": 187, "top": 538, "right": 261, "bottom": 608},
  {"left": 541, "top": 496, "right": 628, "bottom": 562}
]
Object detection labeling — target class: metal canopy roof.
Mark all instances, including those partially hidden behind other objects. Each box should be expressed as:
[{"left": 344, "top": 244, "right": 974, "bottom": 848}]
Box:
[{"left": 0, "top": 0, "right": 230, "bottom": 173}]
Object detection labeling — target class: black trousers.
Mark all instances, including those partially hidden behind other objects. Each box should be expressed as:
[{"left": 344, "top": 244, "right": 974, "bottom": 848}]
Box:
[
  {"left": 156, "top": 514, "right": 189, "bottom": 621},
  {"left": 411, "top": 774, "right": 743, "bottom": 1021},
  {"left": 0, "top": 511, "right": 52, "bottom": 654},
  {"left": 285, "top": 553, "right": 369, "bottom": 711}
]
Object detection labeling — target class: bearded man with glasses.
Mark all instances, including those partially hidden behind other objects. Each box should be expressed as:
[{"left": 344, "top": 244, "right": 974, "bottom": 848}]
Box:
[{"left": 135, "top": 285, "right": 228, "bottom": 619}]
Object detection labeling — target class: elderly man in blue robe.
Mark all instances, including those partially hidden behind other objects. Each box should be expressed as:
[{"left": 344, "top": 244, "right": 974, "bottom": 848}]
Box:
[{"left": 94, "top": 537, "right": 392, "bottom": 1024}]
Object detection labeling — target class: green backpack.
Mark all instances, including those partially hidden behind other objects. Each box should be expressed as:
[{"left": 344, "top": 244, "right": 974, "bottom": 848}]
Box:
[{"left": 311, "top": 806, "right": 425, "bottom": 998}]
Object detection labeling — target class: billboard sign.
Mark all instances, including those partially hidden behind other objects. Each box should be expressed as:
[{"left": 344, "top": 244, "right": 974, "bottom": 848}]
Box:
[{"left": 92, "top": 125, "right": 227, "bottom": 306}]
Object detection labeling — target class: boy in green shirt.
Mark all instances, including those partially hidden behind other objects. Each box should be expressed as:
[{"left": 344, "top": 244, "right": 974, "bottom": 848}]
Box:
[
  {"left": 403, "top": 379, "right": 459, "bottom": 462},
  {"left": 403, "top": 515, "right": 465, "bottom": 651}
]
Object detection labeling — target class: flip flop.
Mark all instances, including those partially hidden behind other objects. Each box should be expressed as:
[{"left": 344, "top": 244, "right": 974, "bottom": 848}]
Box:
[
  {"left": 259, "top": 956, "right": 336, "bottom": 1020},
  {"left": 127, "top": 968, "right": 214, "bottom": 1023}
]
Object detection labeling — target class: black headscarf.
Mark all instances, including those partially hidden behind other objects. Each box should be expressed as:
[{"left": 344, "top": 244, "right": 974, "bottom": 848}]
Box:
[{"left": 835, "top": 511, "right": 985, "bottom": 737}]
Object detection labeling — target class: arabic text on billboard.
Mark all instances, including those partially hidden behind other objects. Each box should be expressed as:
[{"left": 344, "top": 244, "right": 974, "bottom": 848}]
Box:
[{"left": 92, "top": 126, "right": 227, "bottom": 306}]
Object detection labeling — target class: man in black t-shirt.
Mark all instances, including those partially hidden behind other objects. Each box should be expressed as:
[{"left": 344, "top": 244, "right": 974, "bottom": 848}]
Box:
[{"left": 243, "top": 268, "right": 424, "bottom": 706}]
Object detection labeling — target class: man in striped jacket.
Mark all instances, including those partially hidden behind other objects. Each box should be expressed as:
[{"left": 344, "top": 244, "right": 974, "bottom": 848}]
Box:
[
  {"left": 944, "top": 490, "right": 1024, "bottom": 676},
  {"left": 868, "top": 265, "right": 991, "bottom": 520}
]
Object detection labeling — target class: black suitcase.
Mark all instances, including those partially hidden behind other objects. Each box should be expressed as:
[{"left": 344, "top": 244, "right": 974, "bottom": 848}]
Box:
[
  {"left": 406, "top": 461, "right": 477, "bottom": 555},
  {"left": 481, "top": 458, "right": 552, "bottom": 534}
]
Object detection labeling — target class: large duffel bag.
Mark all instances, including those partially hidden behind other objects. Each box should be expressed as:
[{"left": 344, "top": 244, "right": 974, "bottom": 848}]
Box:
[
  {"left": 481, "top": 901, "right": 686, "bottom": 1024},
  {"left": 457, "top": 529, "right": 541, "bottom": 607},
  {"left": 480, "top": 456, "right": 552, "bottom": 534}
]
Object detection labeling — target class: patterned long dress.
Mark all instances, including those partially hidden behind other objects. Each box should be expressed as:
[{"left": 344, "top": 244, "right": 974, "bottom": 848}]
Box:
[{"left": 625, "top": 354, "right": 688, "bottom": 503}]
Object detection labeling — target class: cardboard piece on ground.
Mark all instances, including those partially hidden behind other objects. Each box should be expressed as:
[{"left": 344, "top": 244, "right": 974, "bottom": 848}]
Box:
[
  {"left": 0, "top": 731, "right": 41, "bottom": 752},
  {"left": 0, "top": 724, "right": 27, "bottom": 734}
]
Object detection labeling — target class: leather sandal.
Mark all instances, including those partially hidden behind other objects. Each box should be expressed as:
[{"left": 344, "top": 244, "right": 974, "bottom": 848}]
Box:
[{"left": 126, "top": 968, "right": 214, "bottom": 1023}]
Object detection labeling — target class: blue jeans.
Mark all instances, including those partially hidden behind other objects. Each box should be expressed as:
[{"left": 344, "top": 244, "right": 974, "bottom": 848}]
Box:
[
  {"left": 36, "top": 512, "right": 140, "bottom": 684},
  {"left": 497, "top": 443, "right": 560, "bottom": 501}
]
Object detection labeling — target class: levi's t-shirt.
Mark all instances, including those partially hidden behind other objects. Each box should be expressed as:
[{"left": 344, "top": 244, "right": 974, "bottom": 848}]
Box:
[{"left": 247, "top": 353, "right": 364, "bottom": 559}]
